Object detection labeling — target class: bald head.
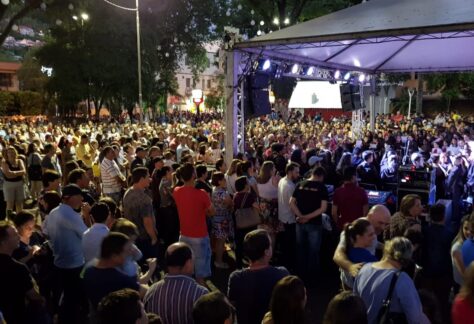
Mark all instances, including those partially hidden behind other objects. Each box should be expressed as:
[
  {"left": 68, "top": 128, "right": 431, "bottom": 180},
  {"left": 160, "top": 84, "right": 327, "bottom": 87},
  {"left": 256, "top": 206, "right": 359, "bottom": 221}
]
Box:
[
  {"left": 165, "top": 242, "right": 193, "bottom": 274},
  {"left": 367, "top": 205, "right": 391, "bottom": 235}
]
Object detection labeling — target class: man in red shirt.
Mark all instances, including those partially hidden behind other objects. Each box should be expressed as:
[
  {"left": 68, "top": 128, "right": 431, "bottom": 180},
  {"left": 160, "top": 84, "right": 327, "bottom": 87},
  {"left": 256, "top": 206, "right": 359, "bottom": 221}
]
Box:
[
  {"left": 173, "top": 163, "right": 215, "bottom": 285},
  {"left": 332, "top": 166, "right": 369, "bottom": 231}
]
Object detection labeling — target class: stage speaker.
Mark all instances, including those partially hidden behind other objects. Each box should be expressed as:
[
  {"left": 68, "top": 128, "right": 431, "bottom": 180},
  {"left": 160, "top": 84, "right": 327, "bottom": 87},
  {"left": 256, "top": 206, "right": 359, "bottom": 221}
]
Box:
[
  {"left": 340, "top": 84, "right": 362, "bottom": 111},
  {"left": 244, "top": 74, "right": 271, "bottom": 119}
]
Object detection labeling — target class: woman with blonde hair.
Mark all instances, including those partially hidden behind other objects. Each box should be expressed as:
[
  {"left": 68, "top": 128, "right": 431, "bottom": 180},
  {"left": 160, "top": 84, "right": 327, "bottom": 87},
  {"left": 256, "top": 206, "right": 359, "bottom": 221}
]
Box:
[
  {"left": 452, "top": 215, "right": 473, "bottom": 291},
  {"left": 225, "top": 159, "right": 241, "bottom": 195},
  {"left": 1, "top": 146, "right": 26, "bottom": 213},
  {"left": 354, "top": 237, "right": 430, "bottom": 324}
]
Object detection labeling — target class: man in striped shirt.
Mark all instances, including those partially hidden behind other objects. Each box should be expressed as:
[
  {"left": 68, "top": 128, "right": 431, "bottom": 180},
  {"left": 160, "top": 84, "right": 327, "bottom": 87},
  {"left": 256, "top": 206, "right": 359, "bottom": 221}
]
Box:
[
  {"left": 144, "top": 242, "right": 208, "bottom": 324},
  {"left": 100, "top": 146, "right": 126, "bottom": 204}
]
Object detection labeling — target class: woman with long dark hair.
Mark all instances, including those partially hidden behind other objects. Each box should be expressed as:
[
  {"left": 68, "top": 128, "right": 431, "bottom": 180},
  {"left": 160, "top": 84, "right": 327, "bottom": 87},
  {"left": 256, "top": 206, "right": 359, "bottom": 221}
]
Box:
[
  {"left": 262, "top": 275, "right": 307, "bottom": 324},
  {"left": 341, "top": 218, "right": 377, "bottom": 289}
]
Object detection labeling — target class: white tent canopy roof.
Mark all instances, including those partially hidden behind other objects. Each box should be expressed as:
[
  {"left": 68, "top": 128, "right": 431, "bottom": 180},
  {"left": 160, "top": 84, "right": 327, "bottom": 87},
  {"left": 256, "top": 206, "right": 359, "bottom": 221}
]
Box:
[{"left": 235, "top": 0, "right": 474, "bottom": 73}]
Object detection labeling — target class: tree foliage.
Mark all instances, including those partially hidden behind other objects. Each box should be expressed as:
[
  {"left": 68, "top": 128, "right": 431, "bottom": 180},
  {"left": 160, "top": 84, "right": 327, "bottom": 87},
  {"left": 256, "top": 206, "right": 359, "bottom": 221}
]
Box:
[
  {"left": 425, "top": 73, "right": 474, "bottom": 111},
  {"left": 34, "top": 0, "right": 220, "bottom": 114}
]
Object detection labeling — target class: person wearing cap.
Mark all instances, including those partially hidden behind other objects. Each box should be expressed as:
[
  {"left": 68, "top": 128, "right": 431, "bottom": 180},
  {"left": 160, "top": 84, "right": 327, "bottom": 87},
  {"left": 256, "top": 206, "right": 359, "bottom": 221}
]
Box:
[
  {"left": 131, "top": 147, "right": 148, "bottom": 172},
  {"left": 356, "top": 150, "right": 380, "bottom": 189},
  {"left": 44, "top": 184, "right": 89, "bottom": 324},
  {"left": 305, "top": 155, "right": 323, "bottom": 176}
]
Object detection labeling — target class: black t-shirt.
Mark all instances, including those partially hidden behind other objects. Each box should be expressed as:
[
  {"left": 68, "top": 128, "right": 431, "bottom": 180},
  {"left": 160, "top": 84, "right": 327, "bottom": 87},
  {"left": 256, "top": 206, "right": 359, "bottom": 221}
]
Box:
[
  {"left": 195, "top": 180, "right": 212, "bottom": 196},
  {"left": 83, "top": 265, "right": 140, "bottom": 309},
  {"left": 292, "top": 180, "right": 328, "bottom": 225},
  {"left": 228, "top": 266, "right": 289, "bottom": 324},
  {"left": 131, "top": 157, "right": 146, "bottom": 171},
  {"left": 0, "top": 254, "right": 34, "bottom": 324}
]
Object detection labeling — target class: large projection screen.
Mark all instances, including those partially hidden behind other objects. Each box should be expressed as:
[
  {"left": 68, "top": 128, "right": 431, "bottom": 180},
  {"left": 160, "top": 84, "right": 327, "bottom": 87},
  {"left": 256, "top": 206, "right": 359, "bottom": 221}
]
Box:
[{"left": 288, "top": 81, "right": 343, "bottom": 109}]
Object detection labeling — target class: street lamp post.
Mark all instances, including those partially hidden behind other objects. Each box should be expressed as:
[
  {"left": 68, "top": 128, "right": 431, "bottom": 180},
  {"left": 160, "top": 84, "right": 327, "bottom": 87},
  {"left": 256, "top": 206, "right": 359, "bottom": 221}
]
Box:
[
  {"left": 103, "top": 0, "right": 143, "bottom": 123},
  {"left": 135, "top": 0, "right": 143, "bottom": 124},
  {"left": 73, "top": 13, "right": 91, "bottom": 118}
]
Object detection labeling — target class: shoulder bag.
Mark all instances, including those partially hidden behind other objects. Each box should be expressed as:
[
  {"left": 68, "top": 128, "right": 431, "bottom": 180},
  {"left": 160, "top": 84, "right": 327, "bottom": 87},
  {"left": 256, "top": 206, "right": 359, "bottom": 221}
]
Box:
[
  {"left": 235, "top": 192, "right": 261, "bottom": 229},
  {"left": 376, "top": 271, "right": 408, "bottom": 324}
]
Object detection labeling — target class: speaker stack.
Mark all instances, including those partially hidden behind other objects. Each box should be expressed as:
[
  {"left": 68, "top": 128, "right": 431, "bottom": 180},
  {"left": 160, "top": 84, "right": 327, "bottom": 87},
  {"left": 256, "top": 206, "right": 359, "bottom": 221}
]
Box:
[
  {"left": 340, "top": 84, "right": 363, "bottom": 111},
  {"left": 244, "top": 74, "right": 271, "bottom": 119}
]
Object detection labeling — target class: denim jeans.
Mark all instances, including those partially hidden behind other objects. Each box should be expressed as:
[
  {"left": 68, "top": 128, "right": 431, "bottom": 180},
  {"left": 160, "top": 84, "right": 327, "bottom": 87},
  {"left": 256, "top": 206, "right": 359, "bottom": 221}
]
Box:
[
  {"left": 296, "top": 223, "right": 322, "bottom": 279},
  {"left": 179, "top": 235, "right": 211, "bottom": 278}
]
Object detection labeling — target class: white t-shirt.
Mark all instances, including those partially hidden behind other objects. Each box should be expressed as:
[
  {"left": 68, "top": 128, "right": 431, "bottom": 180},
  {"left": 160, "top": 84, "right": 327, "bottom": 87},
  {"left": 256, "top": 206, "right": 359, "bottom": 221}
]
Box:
[{"left": 278, "top": 177, "right": 296, "bottom": 224}]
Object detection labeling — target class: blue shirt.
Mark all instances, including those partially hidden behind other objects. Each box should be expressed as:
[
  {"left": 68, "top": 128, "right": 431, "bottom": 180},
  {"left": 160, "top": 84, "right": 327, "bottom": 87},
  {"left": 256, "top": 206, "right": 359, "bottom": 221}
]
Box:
[
  {"left": 342, "top": 247, "right": 378, "bottom": 288},
  {"left": 82, "top": 223, "right": 110, "bottom": 263},
  {"left": 462, "top": 239, "right": 474, "bottom": 268},
  {"left": 45, "top": 203, "right": 88, "bottom": 269},
  {"left": 348, "top": 247, "right": 378, "bottom": 263},
  {"left": 354, "top": 265, "right": 429, "bottom": 324}
]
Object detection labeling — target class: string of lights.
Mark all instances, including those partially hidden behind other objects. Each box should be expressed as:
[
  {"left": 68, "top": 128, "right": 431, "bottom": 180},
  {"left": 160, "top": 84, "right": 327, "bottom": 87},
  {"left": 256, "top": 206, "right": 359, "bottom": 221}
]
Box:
[{"left": 102, "top": 0, "right": 136, "bottom": 11}]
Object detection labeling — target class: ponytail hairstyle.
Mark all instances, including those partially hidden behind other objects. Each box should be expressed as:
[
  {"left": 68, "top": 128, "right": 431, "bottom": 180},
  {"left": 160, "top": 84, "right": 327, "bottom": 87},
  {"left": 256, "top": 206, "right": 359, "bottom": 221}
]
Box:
[{"left": 344, "top": 218, "right": 372, "bottom": 251}]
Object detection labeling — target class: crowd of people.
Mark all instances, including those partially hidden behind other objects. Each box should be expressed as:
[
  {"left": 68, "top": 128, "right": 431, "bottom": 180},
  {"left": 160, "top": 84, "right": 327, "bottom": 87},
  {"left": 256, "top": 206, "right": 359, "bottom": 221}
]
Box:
[{"left": 1, "top": 109, "right": 474, "bottom": 324}]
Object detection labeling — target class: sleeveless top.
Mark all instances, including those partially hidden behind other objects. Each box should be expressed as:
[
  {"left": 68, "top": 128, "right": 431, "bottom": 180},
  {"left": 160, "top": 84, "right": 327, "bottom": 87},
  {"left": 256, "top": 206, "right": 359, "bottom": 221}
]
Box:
[
  {"left": 257, "top": 178, "right": 278, "bottom": 200},
  {"left": 5, "top": 160, "right": 23, "bottom": 182}
]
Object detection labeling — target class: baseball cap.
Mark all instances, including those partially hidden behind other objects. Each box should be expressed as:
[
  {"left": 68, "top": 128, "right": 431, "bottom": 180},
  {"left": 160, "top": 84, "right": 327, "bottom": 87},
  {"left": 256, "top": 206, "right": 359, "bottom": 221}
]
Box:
[{"left": 308, "top": 155, "right": 323, "bottom": 167}]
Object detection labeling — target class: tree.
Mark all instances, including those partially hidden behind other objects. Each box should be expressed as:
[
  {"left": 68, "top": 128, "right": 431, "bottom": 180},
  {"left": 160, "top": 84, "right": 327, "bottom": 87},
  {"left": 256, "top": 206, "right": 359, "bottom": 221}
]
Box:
[
  {"left": 0, "top": 0, "right": 82, "bottom": 45},
  {"left": 35, "top": 0, "right": 220, "bottom": 115},
  {"left": 425, "top": 73, "right": 474, "bottom": 112}
]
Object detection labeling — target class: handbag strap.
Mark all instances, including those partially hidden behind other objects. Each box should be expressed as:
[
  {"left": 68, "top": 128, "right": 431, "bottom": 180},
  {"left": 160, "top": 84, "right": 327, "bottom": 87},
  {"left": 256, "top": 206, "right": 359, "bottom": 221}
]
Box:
[
  {"left": 240, "top": 192, "right": 249, "bottom": 209},
  {"left": 384, "top": 271, "right": 400, "bottom": 306}
]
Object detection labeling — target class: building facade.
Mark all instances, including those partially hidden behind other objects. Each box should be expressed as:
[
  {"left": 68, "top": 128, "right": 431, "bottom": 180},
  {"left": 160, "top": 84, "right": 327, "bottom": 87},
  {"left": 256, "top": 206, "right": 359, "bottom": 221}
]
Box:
[
  {"left": 0, "top": 62, "right": 21, "bottom": 92},
  {"left": 172, "top": 43, "right": 222, "bottom": 111}
]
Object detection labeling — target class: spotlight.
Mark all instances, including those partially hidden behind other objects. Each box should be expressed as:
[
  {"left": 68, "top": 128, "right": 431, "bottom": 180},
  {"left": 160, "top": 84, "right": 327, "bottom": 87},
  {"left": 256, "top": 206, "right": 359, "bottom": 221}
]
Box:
[
  {"left": 306, "top": 66, "right": 315, "bottom": 76},
  {"left": 291, "top": 64, "right": 299, "bottom": 74},
  {"left": 344, "top": 72, "right": 351, "bottom": 81},
  {"left": 334, "top": 70, "right": 341, "bottom": 79},
  {"left": 262, "top": 59, "right": 271, "bottom": 71},
  {"left": 358, "top": 74, "right": 366, "bottom": 82},
  {"left": 252, "top": 60, "right": 259, "bottom": 71},
  {"left": 275, "top": 65, "right": 284, "bottom": 79}
]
